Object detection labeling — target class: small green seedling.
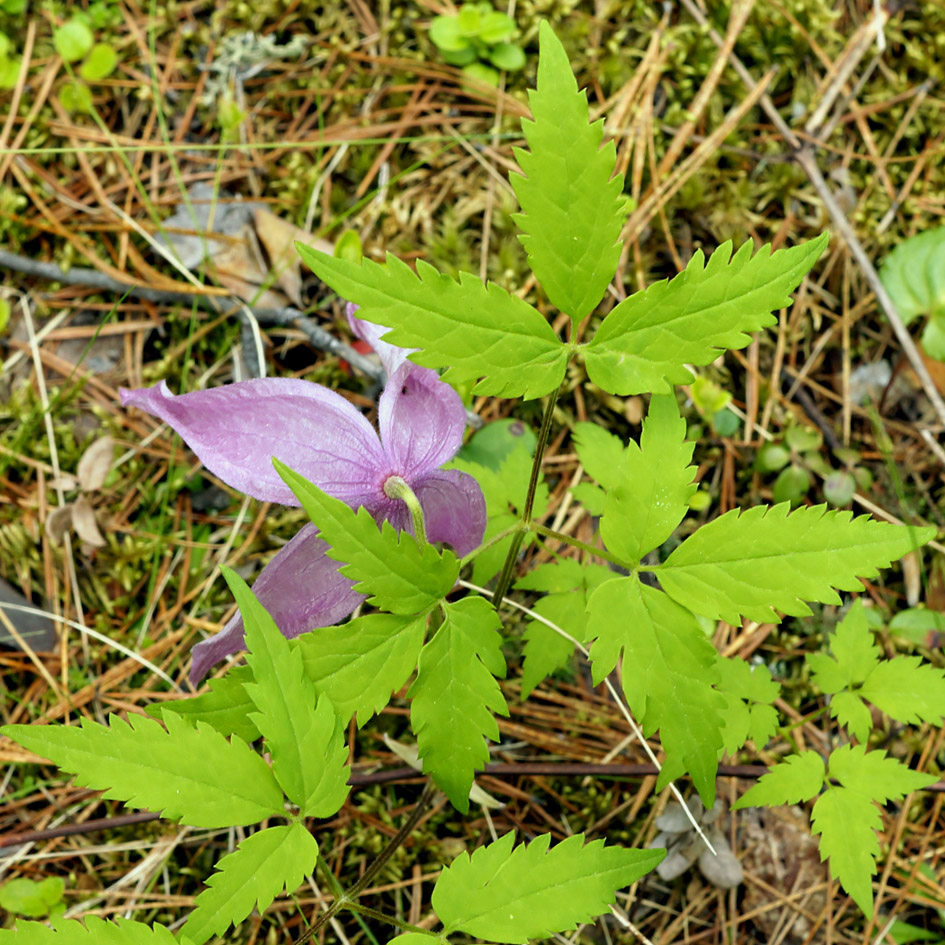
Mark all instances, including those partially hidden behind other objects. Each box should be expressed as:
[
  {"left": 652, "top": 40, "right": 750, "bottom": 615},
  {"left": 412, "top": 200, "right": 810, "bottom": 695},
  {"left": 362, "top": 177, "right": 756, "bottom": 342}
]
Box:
[
  {"left": 0, "top": 31, "right": 21, "bottom": 89},
  {"left": 429, "top": 2, "right": 526, "bottom": 86},
  {"left": 54, "top": 14, "right": 118, "bottom": 97},
  {"left": 0, "top": 877, "right": 66, "bottom": 919}
]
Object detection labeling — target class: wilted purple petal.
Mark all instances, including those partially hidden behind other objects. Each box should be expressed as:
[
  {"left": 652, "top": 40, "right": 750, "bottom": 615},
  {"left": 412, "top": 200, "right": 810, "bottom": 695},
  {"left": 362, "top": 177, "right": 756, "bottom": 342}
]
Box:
[
  {"left": 378, "top": 361, "right": 466, "bottom": 480},
  {"left": 412, "top": 469, "right": 487, "bottom": 556},
  {"left": 190, "top": 523, "right": 363, "bottom": 683},
  {"left": 121, "top": 379, "right": 386, "bottom": 506},
  {"left": 346, "top": 302, "right": 409, "bottom": 377}
]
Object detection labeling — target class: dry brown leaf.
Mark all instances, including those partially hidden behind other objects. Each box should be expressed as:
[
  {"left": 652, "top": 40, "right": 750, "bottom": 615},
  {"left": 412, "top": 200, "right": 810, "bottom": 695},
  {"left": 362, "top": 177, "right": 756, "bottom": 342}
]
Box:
[
  {"left": 45, "top": 504, "right": 74, "bottom": 544},
  {"left": 71, "top": 495, "right": 106, "bottom": 547},
  {"left": 76, "top": 435, "right": 115, "bottom": 492},
  {"left": 212, "top": 225, "right": 288, "bottom": 310},
  {"left": 254, "top": 208, "right": 333, "bottom": 307}
]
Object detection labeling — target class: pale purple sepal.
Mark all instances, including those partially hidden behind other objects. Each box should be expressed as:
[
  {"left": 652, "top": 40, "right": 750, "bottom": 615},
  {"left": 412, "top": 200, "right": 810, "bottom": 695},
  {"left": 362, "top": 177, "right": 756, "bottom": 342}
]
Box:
[
  {"left": 346, "top": 302, "right": 410, "bottom": 376},
  {"left": 190, "top": 523, "right": 364, "bottom": 683},
  {"left": 413, "top": 469, "right": 487, "bottom": 556},
  {"left": 120, "top": 379, "right": 386, "bottom": 507},
  {"left": 379, "top": 361, "right": 466, "bottom": 480}
]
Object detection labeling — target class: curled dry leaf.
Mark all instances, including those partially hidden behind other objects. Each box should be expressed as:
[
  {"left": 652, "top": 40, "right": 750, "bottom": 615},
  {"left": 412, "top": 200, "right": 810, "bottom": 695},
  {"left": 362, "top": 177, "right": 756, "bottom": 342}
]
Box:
[
  {"left": 44, "top": 505, "right": 74, "bottom": 544},
  {"left": 71, "top": 495, "right": 106, "bottom": 547},
  {"left": 76, "top": 435, "right": 115, "bottom": 492}
]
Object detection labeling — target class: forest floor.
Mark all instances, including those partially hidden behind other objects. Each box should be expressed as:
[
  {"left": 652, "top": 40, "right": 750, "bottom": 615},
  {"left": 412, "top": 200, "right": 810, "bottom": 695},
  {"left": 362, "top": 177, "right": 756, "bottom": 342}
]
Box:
[{"left": 2, "top": 0, "right": 945, "bottom": 942}]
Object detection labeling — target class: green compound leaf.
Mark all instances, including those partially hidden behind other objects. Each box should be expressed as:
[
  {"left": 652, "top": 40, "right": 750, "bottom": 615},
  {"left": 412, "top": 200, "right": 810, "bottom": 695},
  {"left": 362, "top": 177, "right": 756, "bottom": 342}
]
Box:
[
  {"left": 0, "top": 917, "right": 179, "bottom": 945},
  {"left": 148, "top": 666, "right": 259, "bottom": 743},
  {"left": 732, "top": 751, "right": 825, "bottom": 810},
  {"left": 583, "top": 233, "right": 828, "bottom": 395},
  {"left": 811, "top": 787, "right": 879, "bottom": 917},
  {"left": 516, "top": 561, "right": 613, "bottom": 698},
  {"left": 811, "top": 746, "right": 936, "bottom": 918},
  {"left": 295, "top": 247, "right": 568, "bottom": 399},
  {"left": 586, "top": 577, "right": 724, "bottom": 805},
  {"left": 224, "top": 568, "right": 350, "bottom": 818},
  {"left": 860, "top": 656, "right": 945, "bottom": 731},
  {"left": 715, "top": 657, "right": 780, "bottom": 755},
  {"left": 572, "top": 422, "right": 624, "bottom": 490},
  {"left": 598, "top": 394, "right": 696, "bottom": 563},
  {"left": 276, "top": 459, "right": 459, "bottom": 615},
  {"left": 1, "top": 714, "right": 283, "bottom": 828},
  {"left": 296, "top": 613, "right": 427, "bottom": 726},
  {"left": 409, "top": 597, "right": 508, "bottom": 812},
  {"left": 182, "top": 823, "right": 318, "bottom": 945},
  {"left": 510, "top": 21, "right": 624, "bottom": 324},
  {"left": 656, "top": 504, "right": 935, "bottom": 624},
  {"left": 432, "top": 832, "right": 664, "bottom": 943},
  {"left": 807, "top": 601, "right": 881, "bottom": 694}
]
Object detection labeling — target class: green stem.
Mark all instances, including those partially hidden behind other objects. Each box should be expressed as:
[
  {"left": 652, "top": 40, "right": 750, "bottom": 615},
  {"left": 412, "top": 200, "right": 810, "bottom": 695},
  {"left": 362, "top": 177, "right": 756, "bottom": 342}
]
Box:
[
  {"left": 460, "top": 521, "right": 526, "bottom": 568},
  {"left": 491, "top": 383, "right": 561, "bottom": 606},
  {"left": 346, "top": 902, "right": 443, "bottom": 937},
  {"left": 385, "top": 475, "right": 427, "bottom": 544},
  {"left": 531, "top": 524, "right": 628, "bottom": 570},
  {"left": 295, "top": 784, "right": 435, "bottom": 945}
]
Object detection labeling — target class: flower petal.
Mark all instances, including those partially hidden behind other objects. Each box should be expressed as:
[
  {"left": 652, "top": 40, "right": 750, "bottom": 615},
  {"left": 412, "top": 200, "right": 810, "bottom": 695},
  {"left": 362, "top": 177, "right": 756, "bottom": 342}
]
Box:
[
  {"left": 346, "top": 302, "right": 409, "bottom": 376},
  {"left": 378, "top": 362, "right": 467, "bottom": 480},
  {"left": 413, "top": 469, "right": 487, "bottom": 556},
  {"left": 121, "top": 379, "right": 385, "bottom": 506},
  {"left": 190, "top": 523, "right": 363, "bottom": 683}
]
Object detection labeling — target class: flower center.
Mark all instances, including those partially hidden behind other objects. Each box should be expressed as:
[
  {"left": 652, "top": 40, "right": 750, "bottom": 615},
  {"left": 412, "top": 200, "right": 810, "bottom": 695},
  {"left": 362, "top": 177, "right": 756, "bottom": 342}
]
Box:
[{"left": 382, "top": 475, "right": 427, "bottom": 545}]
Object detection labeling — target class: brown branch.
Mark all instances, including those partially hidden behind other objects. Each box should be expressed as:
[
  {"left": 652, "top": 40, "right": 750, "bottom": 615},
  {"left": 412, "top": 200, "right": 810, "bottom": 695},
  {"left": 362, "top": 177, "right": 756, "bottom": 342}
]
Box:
[{"left": 4, "top": 761, "right": 943, "bottom": 849}]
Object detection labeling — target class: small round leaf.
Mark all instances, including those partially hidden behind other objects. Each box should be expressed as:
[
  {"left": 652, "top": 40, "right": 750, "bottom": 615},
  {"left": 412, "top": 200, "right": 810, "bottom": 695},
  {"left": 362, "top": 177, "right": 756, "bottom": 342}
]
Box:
[
  {"left": 79, "top": 42, "right": 117, "bottom": 80},
  {"left": 54, "top": 18, "right": 94, "bottom": 63},
  {"left": 488, "top": 42, "right": 525, "bottom": 71},
  {"left": 772, "top": 465, "right": 811, "bottom": 505}
]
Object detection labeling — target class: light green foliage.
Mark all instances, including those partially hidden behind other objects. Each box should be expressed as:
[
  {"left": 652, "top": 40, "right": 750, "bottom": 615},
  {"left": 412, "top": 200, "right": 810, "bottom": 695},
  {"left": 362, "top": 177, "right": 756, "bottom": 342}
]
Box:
[
  {"left": 1, "top": 713, "right": 284, "bottom": 828},
  {"left": 812, "top": 747, "right": 935, "bottom": 917},
  {"left": 297, "top": 613, "right": 426, "bottom": 725},
  {"left": 656, "top": 504, "right": 934, "bottom": 624},
  {"left": 0, "top": 33, "right": 21, "bottom": 91},
  {"left": 182, "top": 823, "right": 318, "bottom": 945},
  {"left": 879, "top": 227, "right": 945, "bottom": 359},
  {"left": 432, "top": 832, "right": 664, "bottom": 943},
  {"left": 586, "top": 577, "right": 724, "bottom": 804},
  {"left": 715, "top": 657, "right": 780, "bottom": 754},
  {"left": 53, "top": 17, "right": 94, "bottom": 62},
  {"left": 511, "top": 21, "right": 624, "bottom": 324},
  {"left": 516, "top": 560, "right": 613, "bottom": 697},
  {"left": 79, "top": 42, "right": 118, "bottom": 80},
  {"left": 733, "top": 751, "right": 826, "bottom": 809},
  {"left": 736, "top": 745, "right": 935, "bottom": 917},
  {"left": 572, "top": 422, "right": 624, "bottom": 490},
  {"left": 225, "top": 569, "right": 350, "bottom": 817},
  {"left": 149, "top": 666, "right": 259, "bottom": 743},
  {"left": 294, "top": 248, "right": 568, "bottom": 399},
  {"left": 388, "top": 936, "right": 444, "bottom": 945},
  {"left": 450, "top": 444, "right": 549, "bottom": 584},
  {"left": 0, "top": 878, "right": 64, "bottom": 918},
  {"left": 597, "top": 394, "right": 696, "bottom": 563},
  {"left": 276, "top": 459, "right": 459, "bottom": 614},
  {"left": 0, "top": 918, "right": 179, "bottom": 945},
  {"left": 583, "top": 234, "right": 828, "bottom": 395},
  {"left": 808, "top": 602, "right": 945, "bottom": 742},
  {"left": 455, "top": 418, "right": 537, "bottom": 470},
  {"left": 409, "top": 598, "right": 508, "bottom": 811},
  {"left": 429, "top": 2, "right": 525, "bottom": 86}
]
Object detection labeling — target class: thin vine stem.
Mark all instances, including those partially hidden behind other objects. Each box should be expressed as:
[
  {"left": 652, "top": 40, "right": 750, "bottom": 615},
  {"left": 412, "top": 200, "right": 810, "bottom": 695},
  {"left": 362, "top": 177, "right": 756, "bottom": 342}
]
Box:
[
  {"left": 296, "top": 783, "right": 436, "bottom": 945},
  {"left": 460, "top": 521, "right": 526, "bottom": 568},
  {"left": 530, "top": 523, "right": 628, "bottom": 569},
  {"left": 492, "top": 382, "right": 562, "bottom": 605},
  {"left": 345, "top": 902, "right": 441, "bottom": 937}
]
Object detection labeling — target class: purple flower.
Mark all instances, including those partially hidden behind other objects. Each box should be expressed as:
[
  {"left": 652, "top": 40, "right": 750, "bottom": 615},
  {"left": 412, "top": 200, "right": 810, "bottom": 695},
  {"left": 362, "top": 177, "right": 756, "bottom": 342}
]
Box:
[{"left": 121, "top": 313, "right": 485, "bottom": 683}]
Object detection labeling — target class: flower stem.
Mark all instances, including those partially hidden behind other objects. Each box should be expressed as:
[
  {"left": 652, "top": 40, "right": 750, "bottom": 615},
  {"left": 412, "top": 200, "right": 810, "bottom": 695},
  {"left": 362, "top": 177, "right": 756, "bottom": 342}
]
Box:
[
  {"left": 384, "top": 475, "right": 427, "bottom": 544},
  {"left": 491, "top": 382, "right": 561, "bottom": 606}
]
